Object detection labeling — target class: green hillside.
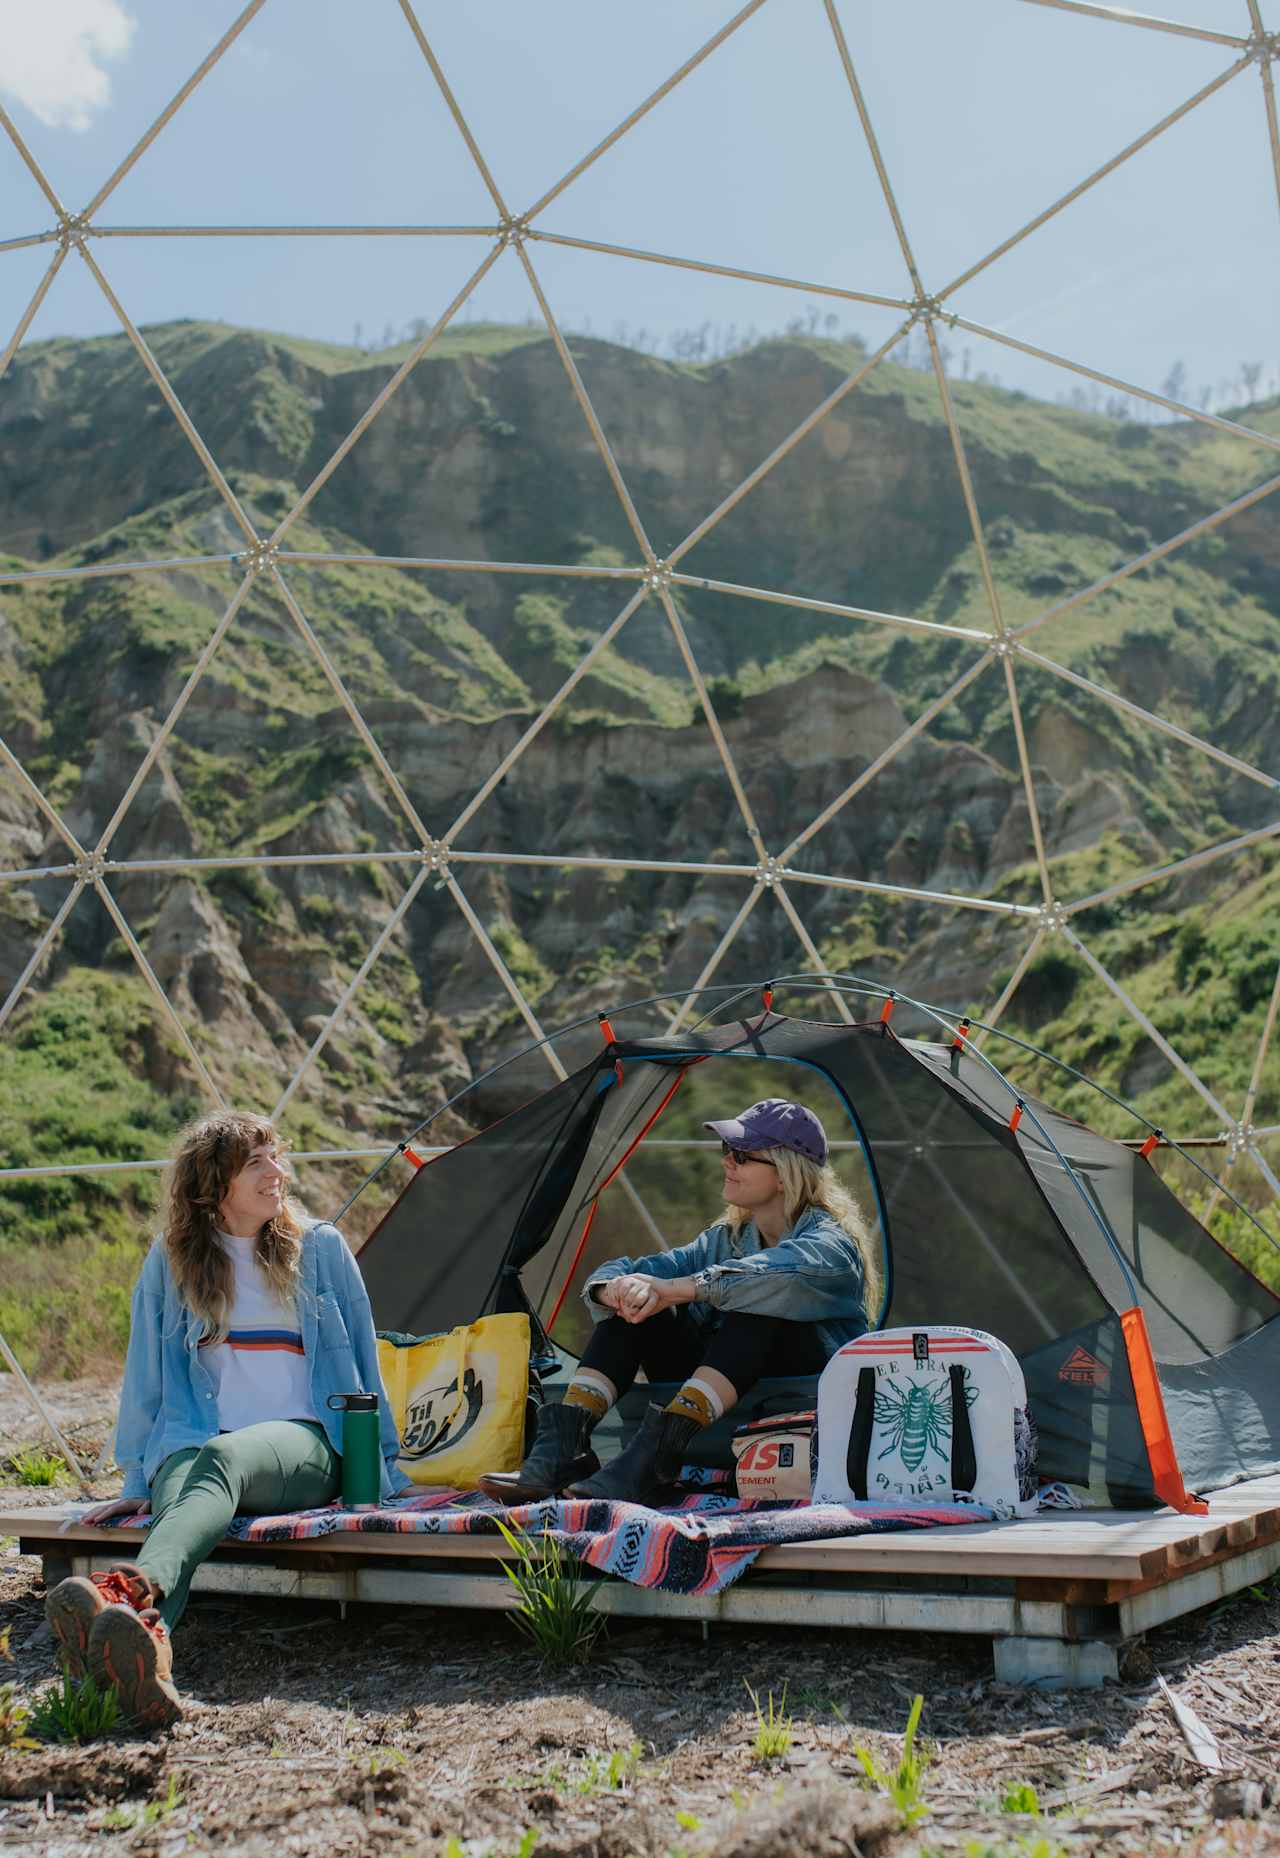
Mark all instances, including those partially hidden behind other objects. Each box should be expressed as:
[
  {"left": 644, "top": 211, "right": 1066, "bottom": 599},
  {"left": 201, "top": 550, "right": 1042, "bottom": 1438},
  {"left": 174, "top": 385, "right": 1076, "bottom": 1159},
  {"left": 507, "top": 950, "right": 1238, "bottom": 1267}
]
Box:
[{"left": 0, "top": 320, "right": 1276, "bottom": 1371}]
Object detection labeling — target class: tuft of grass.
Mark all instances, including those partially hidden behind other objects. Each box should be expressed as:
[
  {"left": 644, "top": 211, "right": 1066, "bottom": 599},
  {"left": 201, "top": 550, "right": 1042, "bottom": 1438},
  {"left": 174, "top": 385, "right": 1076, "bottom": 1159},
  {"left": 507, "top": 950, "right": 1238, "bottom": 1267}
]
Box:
[
  {"left": 999, "top": 1781, "right": 1041, "bottom": 1817},
  {"left": 0, "top": 1627, "right": 38, "bottom": 1751},
  {"left": 8, "top": 1447, "right": 67, "bottom": 1487},
  {"left": 954, "top": 1839, "right": 1072, "bottom": 1858},
  {"left": 101, "top": 1775, "right": 184, "bottom": 1832},
  {"left": 603, "top": 1742, "right": 642, "bottom": 1791},
  {"left": 29, "top": 1665, "right": 120, "bottom": 1744},
  {"left": 851, "top": 1692, "right": 931, "bottom": 1827},
  {"left": 442, "top": 1831, "right": 537, "bottom": 1858},
  {"left": 493, "top": 1517, "right": 604, "bottom": 1667},
  {"left": 363, "top": 1746, "right": 407, "bottom": 1778},
  {"left": 744, "top": 1679, "right": 792, "bottom": 1761},
  {"left": 560, "top": 1741, "right": 643, "bottom": 1796}
]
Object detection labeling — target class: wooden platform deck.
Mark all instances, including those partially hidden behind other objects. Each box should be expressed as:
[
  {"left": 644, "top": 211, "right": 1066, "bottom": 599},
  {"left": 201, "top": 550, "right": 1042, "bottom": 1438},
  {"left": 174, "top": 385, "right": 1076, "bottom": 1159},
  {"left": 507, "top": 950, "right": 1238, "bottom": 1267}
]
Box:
[{"left": 9, "top": 1476, "right": 1280, "bottom": 1689}]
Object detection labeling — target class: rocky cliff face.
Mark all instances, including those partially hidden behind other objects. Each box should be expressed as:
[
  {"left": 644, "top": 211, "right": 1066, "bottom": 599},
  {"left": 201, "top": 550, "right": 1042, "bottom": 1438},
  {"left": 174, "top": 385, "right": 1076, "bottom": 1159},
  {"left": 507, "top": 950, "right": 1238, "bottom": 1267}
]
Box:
[{"left": 0, "top": 321, "right": 1277, "bottom": 1260}]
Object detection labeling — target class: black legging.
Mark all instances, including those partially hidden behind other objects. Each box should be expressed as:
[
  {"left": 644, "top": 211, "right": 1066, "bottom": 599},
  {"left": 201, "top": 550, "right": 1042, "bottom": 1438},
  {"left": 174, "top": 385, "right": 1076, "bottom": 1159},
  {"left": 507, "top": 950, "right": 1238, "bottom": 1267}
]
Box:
[{"left": 579, "top": 1308, "right": 829, "bottom": 1400}]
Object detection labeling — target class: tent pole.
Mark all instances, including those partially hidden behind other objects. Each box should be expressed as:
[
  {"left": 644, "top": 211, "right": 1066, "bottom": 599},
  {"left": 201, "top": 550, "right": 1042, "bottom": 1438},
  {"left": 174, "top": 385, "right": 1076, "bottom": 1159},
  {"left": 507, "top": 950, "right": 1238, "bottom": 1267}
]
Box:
[{"left": 0, "top": 1332, "right": 91, "bottom": 1490}]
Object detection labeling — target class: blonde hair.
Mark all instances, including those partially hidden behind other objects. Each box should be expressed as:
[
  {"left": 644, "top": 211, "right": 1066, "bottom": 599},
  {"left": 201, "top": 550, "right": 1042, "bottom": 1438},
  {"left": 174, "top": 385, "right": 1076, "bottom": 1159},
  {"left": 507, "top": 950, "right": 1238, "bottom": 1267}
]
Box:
[
  {"left": 725, "top": 1147, "right": 882, "bottom": 1323},
  {"left": 163, "top": 1111, "right": 303, "bottom": 1341}
]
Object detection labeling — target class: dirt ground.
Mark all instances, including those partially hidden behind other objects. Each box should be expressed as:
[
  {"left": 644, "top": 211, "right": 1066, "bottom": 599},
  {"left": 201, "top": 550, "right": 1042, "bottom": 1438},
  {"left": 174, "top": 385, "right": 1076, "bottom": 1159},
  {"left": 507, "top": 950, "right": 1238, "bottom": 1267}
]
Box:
[{"left": 2, "top": 1378, "right": 1280, "bottom": 1858}]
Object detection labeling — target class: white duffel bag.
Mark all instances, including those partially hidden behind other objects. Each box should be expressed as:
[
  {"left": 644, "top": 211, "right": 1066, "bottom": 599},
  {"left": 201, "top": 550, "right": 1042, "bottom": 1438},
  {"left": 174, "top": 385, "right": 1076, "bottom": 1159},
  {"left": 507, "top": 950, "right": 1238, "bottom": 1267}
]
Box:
[{"left": 812, "top": 1325, "right": 1038, "bottom": 1520}]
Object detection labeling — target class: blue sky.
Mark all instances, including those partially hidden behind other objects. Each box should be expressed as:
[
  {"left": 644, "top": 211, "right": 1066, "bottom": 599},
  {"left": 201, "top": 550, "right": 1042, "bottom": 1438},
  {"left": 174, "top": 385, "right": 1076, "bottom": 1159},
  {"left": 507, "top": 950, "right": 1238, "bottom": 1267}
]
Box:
[{"left": 3, "top": 0, "right": 1280, "bottom": 411}]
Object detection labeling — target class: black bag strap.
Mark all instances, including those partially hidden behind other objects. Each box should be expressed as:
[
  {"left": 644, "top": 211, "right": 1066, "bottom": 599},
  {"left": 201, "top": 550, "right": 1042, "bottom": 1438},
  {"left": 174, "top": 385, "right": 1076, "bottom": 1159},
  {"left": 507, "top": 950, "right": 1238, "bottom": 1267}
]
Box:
[
  {"left": 845, "top": 1365, "right": 877, "bottom": 1500},
  {"left": 949, "top": 1363, "right": 977, "bottom": 1492}
]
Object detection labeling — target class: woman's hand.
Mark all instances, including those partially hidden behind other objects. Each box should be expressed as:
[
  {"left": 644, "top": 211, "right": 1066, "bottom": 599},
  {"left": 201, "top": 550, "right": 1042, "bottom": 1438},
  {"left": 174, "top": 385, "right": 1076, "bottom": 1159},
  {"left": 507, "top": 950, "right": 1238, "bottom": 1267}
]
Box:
[
  {"left": 79, "top": 1496, "right": 150, "bottom": 1525},
  {"left": 602, "top": 1274, "right": 694, "bottom": 1324},
  {"left": 599, "top": 1274, "right": 654, "bottom": 1321}
]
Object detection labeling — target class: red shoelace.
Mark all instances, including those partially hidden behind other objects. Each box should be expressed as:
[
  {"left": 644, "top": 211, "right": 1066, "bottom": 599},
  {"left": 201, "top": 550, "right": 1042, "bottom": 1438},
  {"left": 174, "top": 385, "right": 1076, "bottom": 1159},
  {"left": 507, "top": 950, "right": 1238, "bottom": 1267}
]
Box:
[{"left": 89, "top": 1567, "right": 152, "bottom": 1610}]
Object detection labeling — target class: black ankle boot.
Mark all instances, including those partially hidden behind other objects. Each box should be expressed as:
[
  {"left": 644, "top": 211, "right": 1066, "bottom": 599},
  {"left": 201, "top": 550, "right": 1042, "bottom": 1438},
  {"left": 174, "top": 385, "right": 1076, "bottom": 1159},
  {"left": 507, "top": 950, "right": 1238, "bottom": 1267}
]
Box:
[
  {"left": 565, "top": 1403, "right": 701, "bottom": 1505},
  {"left": 478, "top": 1402, "right": 600, "bottom": 1502}
]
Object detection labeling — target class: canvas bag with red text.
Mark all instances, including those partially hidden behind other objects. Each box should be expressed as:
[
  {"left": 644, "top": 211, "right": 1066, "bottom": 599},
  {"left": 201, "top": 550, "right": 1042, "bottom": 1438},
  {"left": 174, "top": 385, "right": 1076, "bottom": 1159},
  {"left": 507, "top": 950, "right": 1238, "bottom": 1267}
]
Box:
[{"left": 730, "top": 1410, "right": 815, "bottom": 1500}]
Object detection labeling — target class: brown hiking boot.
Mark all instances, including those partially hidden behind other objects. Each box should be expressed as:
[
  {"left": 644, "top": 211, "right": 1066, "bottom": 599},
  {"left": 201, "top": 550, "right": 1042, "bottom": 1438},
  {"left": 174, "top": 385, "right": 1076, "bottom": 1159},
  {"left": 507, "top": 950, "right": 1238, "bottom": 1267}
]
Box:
[
  {"left": 45, "top": 1563, "right": 158, "bottom": 1680},
  {"left": 478, "top": 1401, "right": 600, "bottom": 1504},
  {"left": 89, "top": 1603, "right": 182, "bottom": 1730}
]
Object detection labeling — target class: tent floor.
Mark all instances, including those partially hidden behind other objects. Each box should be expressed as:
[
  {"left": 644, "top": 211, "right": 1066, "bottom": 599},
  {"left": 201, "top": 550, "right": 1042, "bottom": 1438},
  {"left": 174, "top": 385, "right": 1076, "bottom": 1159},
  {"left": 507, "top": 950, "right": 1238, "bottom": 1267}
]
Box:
[{"left": 8, "top": 1476, "right": 1280, "bottom": 1690}]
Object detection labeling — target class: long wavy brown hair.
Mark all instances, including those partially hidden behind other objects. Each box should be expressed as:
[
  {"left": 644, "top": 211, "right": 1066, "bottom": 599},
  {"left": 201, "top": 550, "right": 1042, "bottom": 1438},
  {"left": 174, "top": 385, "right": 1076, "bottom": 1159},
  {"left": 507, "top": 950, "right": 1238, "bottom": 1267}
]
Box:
[{"left": 164, "top": 1112, "right": 304, "bottom": 1340}]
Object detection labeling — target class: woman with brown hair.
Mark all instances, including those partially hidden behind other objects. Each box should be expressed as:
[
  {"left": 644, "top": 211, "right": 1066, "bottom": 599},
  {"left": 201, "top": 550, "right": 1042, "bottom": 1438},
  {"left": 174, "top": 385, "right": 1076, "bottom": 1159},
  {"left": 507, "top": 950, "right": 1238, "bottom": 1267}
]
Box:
[{"left": 44, "top": 1111, "right": 404, "bottom": 1729}]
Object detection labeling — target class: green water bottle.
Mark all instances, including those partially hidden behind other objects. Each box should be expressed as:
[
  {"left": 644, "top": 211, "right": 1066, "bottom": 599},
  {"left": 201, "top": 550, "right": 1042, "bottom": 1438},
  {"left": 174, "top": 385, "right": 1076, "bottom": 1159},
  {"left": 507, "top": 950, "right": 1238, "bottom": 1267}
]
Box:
[{"left": 327, "top": 1391, "right": 381, "bottom": 1509}]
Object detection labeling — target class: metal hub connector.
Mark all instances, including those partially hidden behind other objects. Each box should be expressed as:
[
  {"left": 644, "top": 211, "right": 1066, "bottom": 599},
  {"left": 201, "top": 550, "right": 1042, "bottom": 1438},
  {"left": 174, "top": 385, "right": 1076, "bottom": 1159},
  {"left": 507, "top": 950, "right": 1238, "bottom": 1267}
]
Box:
[
  {"left": 497, "top": 215, "right": 530, "bottom": 249},
  {"left": 238, "top": 540, "right": 279, "bottom": 576},
  {"left": 76, "top": 851, "right": 107, "bottom": 882},
  {"left": 643, "top": 560, "right": 672, "bottom": 595},
  {"left": 991, "top": 635, "right": 1013, "bottom": 657},
  {"left": 419, "top": 844, "right": 450, "bottom": 878},
  {"left": 755, "top": 858, "right": 781, "bottom": 889},
  {"left": 1227, "top": 1124, "right": 1248, "bottom": 1163},
  {"left": 911, "top": 293, "right": 959, "bottom": 332},
  {"left": 1247, "top": 28, "right": 1279, "bottom": 63},
  {"left": 1037, "top": 899, "right": 1068, "bottom": 935},
  {"left": 57, "top": 212, "right": 90, "bottom": 254}
]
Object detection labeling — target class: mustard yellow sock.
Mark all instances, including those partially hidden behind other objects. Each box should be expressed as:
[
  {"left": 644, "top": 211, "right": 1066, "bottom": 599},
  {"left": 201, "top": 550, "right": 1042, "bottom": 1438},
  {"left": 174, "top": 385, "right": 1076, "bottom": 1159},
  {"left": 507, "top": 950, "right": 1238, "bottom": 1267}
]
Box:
[
  {"left": 664, "top": 1377, "right": 724, "bottom": 1428},
  {"left": 563, "top": 1372, "right": 613, "bottom": 1424}
]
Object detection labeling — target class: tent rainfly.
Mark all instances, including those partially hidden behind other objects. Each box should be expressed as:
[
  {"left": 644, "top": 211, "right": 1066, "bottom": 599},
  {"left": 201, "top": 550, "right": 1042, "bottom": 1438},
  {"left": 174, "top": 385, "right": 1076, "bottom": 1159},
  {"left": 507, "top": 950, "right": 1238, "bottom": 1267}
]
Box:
[{"left": 355, "top": 1011, "right": 1280, "bottom": 1512}]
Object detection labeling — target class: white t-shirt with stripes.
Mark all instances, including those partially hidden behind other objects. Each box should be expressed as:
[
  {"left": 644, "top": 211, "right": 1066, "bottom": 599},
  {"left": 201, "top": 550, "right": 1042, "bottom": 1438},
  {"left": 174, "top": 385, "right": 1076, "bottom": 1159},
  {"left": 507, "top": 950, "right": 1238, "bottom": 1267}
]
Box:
[{"left": 200, "top": 1232, "right": 317, "bottom": 1433}]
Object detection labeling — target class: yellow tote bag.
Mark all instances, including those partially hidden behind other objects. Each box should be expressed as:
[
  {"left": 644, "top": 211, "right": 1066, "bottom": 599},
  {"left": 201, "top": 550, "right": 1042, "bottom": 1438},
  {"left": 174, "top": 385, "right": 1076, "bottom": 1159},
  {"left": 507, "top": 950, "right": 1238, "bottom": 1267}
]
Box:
[{"left": 376, "top": 1313, "right": 529, "bottom": 1490}]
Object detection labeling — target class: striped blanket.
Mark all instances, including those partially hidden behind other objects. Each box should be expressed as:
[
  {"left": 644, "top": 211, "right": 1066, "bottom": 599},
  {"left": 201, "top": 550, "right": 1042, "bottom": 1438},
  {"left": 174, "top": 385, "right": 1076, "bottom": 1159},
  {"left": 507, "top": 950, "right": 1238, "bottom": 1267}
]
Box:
[{"left": 212, "top": 1490, "right": 993, "bottom": 1597}]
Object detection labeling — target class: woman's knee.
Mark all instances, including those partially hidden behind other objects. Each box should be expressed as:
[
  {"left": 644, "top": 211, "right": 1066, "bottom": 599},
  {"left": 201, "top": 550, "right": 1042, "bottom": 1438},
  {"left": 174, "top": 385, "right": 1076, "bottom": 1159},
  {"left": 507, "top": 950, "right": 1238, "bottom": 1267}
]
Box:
[
  {"left": 580, "top": 1314, "right": 636, "bottom": 1359},
  {"left": 188, "top": 1433, "right": 244, "bottom": 1490},
  {"left": 714, "top": 1311, "right": 787, "bottom": 1338}
]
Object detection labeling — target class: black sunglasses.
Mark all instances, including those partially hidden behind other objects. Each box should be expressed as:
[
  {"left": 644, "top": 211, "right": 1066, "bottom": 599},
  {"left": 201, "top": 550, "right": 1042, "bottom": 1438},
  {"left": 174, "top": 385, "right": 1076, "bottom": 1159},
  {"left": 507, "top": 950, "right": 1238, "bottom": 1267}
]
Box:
[{"left": 720, "top": 1140, "right": 777, "bottom": 1168}]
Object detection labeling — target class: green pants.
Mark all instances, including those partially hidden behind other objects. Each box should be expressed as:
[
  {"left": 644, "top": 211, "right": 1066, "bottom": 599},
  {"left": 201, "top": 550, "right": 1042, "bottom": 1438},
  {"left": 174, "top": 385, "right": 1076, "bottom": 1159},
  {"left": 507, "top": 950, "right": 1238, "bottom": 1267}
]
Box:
[{"left": 139, "top": 1421, "right": 340, "bottom": 1631}]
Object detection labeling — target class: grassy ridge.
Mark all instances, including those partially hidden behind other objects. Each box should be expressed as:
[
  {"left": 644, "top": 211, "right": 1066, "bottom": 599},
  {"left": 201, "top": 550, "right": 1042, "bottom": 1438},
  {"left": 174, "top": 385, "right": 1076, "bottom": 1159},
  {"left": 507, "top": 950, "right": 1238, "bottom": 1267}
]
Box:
[{"left": 0, "top": 323, "right": 1276, "bottom": 1372}]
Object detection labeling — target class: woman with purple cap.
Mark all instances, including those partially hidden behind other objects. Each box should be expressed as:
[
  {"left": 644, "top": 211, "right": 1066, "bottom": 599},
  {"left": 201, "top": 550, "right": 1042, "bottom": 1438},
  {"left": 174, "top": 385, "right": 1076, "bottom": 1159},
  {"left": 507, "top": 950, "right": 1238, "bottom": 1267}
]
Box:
[{"left": 481, "top": 1098, "right": 877, "bottom": 1507}]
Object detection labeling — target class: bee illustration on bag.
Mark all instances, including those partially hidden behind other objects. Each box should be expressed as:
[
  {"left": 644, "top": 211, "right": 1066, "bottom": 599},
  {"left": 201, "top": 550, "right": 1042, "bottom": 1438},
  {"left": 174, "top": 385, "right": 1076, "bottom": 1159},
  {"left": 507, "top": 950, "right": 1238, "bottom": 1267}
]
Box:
[{"left": 874, "top": 1370, "right": 977, "bottom": 1472}]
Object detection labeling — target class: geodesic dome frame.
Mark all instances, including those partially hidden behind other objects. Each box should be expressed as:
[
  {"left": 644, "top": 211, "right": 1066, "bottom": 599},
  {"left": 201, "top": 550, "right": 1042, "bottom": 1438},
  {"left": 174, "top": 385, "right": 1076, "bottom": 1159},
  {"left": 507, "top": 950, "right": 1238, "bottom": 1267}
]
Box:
[{"left": 1, "top": 0, "right": 1278, "bottom": 1239}]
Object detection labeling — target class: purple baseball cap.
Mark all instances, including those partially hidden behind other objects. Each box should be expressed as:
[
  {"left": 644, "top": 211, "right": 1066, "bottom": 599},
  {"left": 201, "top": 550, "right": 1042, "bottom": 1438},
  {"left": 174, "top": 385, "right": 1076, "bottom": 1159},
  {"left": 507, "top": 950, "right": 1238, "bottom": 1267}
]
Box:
[{"left": 704, "top": 1098, "right": 829, "bottom": 1165}]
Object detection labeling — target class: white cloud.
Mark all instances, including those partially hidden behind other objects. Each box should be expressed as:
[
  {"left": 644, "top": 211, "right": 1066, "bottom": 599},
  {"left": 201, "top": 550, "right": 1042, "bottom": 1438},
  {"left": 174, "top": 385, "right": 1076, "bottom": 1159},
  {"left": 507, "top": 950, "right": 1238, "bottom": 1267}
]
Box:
[{"left": 0, "top": 0, "right": 137, "bottom": 133}]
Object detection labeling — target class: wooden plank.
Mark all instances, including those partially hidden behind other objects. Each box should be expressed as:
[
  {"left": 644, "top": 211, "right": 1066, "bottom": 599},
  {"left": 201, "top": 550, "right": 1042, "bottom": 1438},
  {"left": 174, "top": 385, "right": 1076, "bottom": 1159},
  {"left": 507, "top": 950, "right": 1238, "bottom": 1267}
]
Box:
[
  {"left": 8, "top": 1475, "right": 1280, "bottom": 1587},
  {"left": 0, "top": 1513, "right": 1196, "bottom": 1581}
]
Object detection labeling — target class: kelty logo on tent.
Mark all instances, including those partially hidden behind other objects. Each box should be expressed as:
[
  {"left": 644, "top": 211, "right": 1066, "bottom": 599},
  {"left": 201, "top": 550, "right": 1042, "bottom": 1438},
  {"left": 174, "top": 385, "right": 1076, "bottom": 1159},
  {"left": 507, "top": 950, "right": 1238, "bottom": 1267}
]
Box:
[
  {"left": 1058, "top": 1346, "right": 1108, "bottom": 1386},
  {"left": 401, "top": 1367, "right": 485, "bottom": 1458}
]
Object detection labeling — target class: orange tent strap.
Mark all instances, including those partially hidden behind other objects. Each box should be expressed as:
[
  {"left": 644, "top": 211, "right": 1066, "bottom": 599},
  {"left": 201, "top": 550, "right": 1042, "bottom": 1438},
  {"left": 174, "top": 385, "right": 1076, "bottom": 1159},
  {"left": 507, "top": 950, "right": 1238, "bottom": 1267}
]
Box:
[
  {"left": 949, "top": 1018, "right": 971, "bottom": 1053},
  {"left": 1008, "top": 1102, "right": 1023, "bottom": 1134},
  {"left": 545, "top": 1065, "right": 690, "bottom": 1334},
  {"left": 762, "top": 986, "right": 774, "bottom": 1012},
  {"left": 1120, "top": 1307, "right": 1208, "bottom": 1515},
  {"left": 546, "top": 1203, "right": 596, "bottom": 1333},
  {"left": 879, "top": 996, "right": 895, "bottom": 1023},
  {"left": 403, "top": 1146, "right": 425, "bottom": 1170},
  {"left": 1138, "top": 1132, "right": 1160, "bottom": 1160},
  {"left": 598, "top": 1014, "right": 617, "bottom": 1045}
]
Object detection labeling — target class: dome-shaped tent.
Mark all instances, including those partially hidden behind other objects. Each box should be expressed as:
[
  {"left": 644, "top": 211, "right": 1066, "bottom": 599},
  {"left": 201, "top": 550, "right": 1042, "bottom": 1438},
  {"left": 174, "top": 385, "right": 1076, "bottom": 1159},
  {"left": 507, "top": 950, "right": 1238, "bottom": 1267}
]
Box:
[{"left": 353, "top": 986, "right": 1280, "bottom": 1511}]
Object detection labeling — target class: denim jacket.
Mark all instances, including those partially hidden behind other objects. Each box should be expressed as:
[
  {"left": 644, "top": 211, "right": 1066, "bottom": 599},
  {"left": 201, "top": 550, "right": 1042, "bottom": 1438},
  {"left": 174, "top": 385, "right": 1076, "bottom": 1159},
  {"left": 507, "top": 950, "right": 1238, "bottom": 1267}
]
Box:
[
  {"left": 582, "top": 1206, "right": 870, "bottom": 1359},
  {"left": 114, "top": 1221, "right": 409, "bottom": 1503}
]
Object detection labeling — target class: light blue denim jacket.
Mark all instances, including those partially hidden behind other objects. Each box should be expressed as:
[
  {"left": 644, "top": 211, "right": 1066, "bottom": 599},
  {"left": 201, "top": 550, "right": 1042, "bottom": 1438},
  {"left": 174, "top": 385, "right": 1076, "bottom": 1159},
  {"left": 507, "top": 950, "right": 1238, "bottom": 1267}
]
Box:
[
  {"left": 582, "top": 1206, "right": 870, "bottom": 1359},
  {"left": 114, "top": 1221, "right": 410, "bottom": 1503}
]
